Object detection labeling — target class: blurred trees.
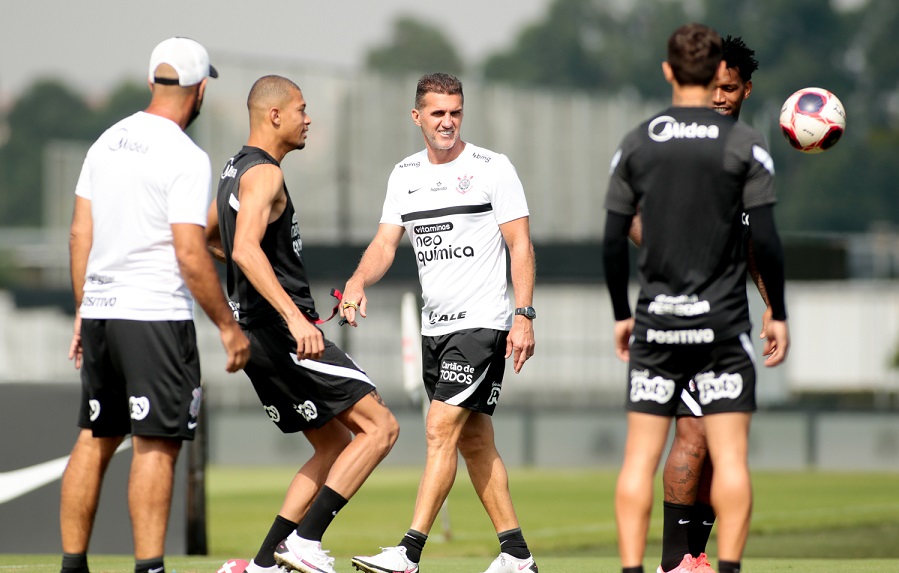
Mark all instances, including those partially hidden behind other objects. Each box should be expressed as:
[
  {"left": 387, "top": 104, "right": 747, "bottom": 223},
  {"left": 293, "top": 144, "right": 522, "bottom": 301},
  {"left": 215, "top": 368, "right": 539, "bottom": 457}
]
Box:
[
  {"left": 2, "top": 2, "right": 897, "bottom": 234},
  {"left": 0, "top": 80, "right": 148, "bottom": 226},
  {"left": 365, "top": 16, "right": 464, "bottom": 77},
  {"left": 478, "top": 0, "right": 899, "bottom": 234}
]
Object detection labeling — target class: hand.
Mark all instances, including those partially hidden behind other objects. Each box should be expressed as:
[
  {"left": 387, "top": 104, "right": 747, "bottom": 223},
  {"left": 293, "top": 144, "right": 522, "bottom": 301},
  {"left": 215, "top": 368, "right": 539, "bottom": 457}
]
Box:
[
  {"left": 68, "top": 313, "right": 83, "bottom": 369},
  {"left": 759, "top": 306, "right": 773, "bottom": 339},
  {"left": 762, "top": 319, "right": 789, "bottom": 367},
  {"left": 221, "top": 323, "right": 250, "bottom": 372},
  {"left": 288, "top": 315, "right": 325, "bottom": 360},
  {"left": 339, "top": 279, "right": 368, "bottom": 327},
  {"left": 613, "top": 318, "right": 634, "bottom": 362},
  {"left": 505, "top": 315, "right": 535, "bottom": 373}
]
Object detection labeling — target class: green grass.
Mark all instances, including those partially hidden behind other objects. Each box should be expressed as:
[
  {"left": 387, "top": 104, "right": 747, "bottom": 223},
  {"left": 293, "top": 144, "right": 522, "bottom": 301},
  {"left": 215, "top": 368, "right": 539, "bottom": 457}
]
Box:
[{"left": 3, "top": 467, "right": 899, "bottom": 572}]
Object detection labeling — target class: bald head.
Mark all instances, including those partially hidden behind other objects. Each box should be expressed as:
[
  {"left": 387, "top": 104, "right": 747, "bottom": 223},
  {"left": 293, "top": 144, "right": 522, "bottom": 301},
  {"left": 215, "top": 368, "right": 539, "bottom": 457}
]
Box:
[
  {"left": 247, "top": 75, "right": 302, "bottom": 120},
  {"left": 245, "top": 74, "right": 311, "bottom": 158}
]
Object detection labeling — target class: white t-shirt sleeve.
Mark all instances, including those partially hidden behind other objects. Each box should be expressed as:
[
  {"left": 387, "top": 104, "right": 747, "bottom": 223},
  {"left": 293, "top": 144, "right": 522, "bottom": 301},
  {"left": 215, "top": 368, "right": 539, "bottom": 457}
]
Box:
[
  {"left": 74, "top": 154, "right": 93, "bottom": 200},
  {"left": 489, "top": 154, "right": 529, "bottom": 224},
  {"left": 167, "top": 150, "right": 212, "bottom": 226},
  {"left": 379, "top": 167, "right": 404, "bottom": 226}
]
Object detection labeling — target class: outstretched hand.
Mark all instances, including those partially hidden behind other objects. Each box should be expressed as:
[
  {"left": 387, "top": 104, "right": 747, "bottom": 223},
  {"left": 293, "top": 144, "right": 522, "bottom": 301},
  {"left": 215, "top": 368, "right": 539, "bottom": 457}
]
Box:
[{"left": 339, "top": 280, "right": 368, "bottom": 327}]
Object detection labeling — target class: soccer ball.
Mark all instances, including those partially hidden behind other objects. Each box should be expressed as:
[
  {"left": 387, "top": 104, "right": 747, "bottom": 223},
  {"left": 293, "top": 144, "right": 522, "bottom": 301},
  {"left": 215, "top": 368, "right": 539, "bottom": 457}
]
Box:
[
  {"left": 778, "top": 87, "right": 846, "bottom": 154},
  {"left": 217, "top": 559, "right": 249, "bottom": 573}
]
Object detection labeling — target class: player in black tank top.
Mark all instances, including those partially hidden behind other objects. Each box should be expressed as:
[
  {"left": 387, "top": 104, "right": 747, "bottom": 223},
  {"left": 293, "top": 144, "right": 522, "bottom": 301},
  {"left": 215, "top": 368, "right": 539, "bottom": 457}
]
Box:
[
  {"left": 216, "top": 145, "right": 318, "bottom": 328},
  {"left": 205, "top": 76, "right": 398, "bottom": 573}
]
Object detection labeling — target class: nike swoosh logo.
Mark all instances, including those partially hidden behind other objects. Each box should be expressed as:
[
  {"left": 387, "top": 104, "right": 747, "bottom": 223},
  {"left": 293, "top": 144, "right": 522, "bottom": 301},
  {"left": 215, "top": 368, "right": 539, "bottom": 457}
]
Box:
[
  {"left": 149, "top": 567, "right": 165, "bottom": 573},
  {"left": 0, "top": 439, "right": 131, "bottom": 504},
  {"left": 408, "top": 188, "right": 421, "bottom": 194},
  {"left": 678, "top": 519, "right": 690, "bottom": 524},
  {"left": 703, "top": 520, "right": 715, "bottom": 526},
  {"left": 188, "top": 421, "right": 198, "bottom": 430}
]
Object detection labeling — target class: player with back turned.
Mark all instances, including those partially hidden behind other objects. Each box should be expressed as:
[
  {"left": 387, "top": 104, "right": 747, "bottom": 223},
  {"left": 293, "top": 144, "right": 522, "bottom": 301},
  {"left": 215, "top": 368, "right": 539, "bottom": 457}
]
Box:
[
  {"left": 648, "top": 35, "right": 767, "bottom": 573},
  {"left": 603, "top": 23, "right": 789, "bottom": 573},
  {"left": 62, "top": 38, "right": 249, "bottom": 573}
]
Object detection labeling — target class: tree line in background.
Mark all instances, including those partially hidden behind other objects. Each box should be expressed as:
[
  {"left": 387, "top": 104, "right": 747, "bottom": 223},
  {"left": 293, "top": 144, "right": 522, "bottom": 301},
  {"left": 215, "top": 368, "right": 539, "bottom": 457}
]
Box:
[{"left": 1, "top": 0, "right": 896, "bottom": 233}]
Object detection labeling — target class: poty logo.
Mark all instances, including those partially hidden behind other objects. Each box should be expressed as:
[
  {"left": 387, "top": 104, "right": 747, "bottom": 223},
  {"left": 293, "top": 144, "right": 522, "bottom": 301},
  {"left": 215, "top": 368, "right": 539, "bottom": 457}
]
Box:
[
  {"left": 130, "top": 396, "right": 151, "bottom": 420},
  {"left": 472, "top": 152, "right": 492, "bottom": 163},
  {"left": 629, "top": 369, "right": 676, "bottom": 404},
  {"left": 399, "top": 161, "right": 421, "bottom": 169},
  {"left": 648, "top": 116, "right": 720, "bottom": 142},
  {"left": 696, "top": 371, "right": 744, "bottom": 405},
  {"left": 295, "top": 400, "right": 319, "bottom": 422},
  {"left": 440, "top": 360, "right": 475, "bottom": 384},
  {"left": 264, "top": 404, "right": 280, "bottom": 423}
]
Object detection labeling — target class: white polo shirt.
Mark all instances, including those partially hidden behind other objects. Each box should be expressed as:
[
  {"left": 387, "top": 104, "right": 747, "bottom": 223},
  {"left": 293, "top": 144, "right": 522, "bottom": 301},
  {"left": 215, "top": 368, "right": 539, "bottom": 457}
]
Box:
[
  {"left": 381, "top": 143, "right": 529, "bottom": 336},
  {"left": 75, "top": 111, "right": 211, "bottom": 320}
]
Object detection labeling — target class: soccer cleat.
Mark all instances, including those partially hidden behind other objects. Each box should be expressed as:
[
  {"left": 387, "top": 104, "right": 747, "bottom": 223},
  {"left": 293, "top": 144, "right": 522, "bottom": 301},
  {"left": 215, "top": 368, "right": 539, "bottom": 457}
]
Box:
[
  {"left": 273, "top": 533, "right": 337, "bottom": 573},
  {"left": 480, "top": 552, "right": 538, "bottom": 573},
  {"left": 246, "top": 560, "right": 291, "bottom": 573},
  {"left": 691, "top": 553, "right": 716, "bottom": 573},
  {"left": 656, "top": 553, "right": 695, "bottom": 573},
  {"left": 350, "top": 546, "right": 419, "bottom": 573}
]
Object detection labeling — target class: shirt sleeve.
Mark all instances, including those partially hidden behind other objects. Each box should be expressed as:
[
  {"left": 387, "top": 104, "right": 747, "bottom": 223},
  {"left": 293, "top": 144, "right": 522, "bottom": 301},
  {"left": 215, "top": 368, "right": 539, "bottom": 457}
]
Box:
[
  {"left": 379, "top": 167, "right": 404, "bottom": 226},
  {"left": 490, "top": 154, "right": 529, "bottom": 224},
  {"left": 168, "top": 148, "right": 212, "bottom": 226},
  {"left": 604, "top": 132, "right": 639, "bottom": 216},
  {"left": 74, "top": 154, "right": 92, "bottom": 200},
  {"left": 730, "top": 122, "right": 777, "bottom": 210}
]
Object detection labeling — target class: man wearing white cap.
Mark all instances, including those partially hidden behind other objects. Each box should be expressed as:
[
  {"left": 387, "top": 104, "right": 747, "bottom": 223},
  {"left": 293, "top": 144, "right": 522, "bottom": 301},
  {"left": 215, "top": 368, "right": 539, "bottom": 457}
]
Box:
[{"left": 59, "top": 37, "right": 248, "bottom": 573}]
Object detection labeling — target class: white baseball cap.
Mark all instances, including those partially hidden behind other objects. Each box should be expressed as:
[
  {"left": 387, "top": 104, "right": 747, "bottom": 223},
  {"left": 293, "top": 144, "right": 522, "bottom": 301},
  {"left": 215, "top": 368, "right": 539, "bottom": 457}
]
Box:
[{"left": 148, "top": 37, "right": 218, "bottom": 87}]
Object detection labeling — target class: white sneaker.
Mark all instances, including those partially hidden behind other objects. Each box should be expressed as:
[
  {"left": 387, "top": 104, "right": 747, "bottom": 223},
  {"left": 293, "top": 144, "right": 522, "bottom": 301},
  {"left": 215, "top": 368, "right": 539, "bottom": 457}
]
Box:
[
  {"left": 481, "top": 553, "right": 538, "bottom": 573},
  {"left": 274, "top": 533, "right": 337, "bottom": 573},
  {"left": 351, "top": 546, "right": 419, "bottom": 573}
]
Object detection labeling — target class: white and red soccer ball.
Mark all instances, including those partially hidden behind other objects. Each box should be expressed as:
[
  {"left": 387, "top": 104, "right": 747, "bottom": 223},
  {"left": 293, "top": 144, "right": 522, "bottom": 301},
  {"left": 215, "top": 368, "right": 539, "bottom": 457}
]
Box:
[
  {"left": 778, "top": 87, "right": 846, "bottom": 154},
  {"left": 217, "top": 559, "right": 250, "bottom": 573}
]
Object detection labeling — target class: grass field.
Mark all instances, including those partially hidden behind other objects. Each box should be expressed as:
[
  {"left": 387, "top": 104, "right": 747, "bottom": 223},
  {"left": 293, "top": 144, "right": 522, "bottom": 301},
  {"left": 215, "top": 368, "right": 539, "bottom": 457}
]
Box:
[{"left": 3, "top": 466, "right": 899, "bottom": 572}]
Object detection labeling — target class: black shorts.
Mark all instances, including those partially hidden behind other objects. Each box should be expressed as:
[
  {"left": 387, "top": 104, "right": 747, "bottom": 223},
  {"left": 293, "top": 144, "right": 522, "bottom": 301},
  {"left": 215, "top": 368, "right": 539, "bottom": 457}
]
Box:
[
  {"left": 78, "top": 319, "right": 202, "bottom": 440},
  {"left": 627, "top": 332, "right": 756, "bottom": 416},
  {"left": 674, "top": 381, "right": 706, "bottom": 417},
  {"left": 244, "top": 320, "right": 375, "bottom": 432},
  {"left": 422, "top": 328, "right": 507, "bottom": 415}
]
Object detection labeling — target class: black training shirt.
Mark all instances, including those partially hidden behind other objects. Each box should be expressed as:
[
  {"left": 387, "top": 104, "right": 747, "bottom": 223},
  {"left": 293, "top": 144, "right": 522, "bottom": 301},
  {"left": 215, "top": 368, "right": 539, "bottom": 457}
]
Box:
[{"left": 605, "top": 107, "right": 776, "bottom": 343}]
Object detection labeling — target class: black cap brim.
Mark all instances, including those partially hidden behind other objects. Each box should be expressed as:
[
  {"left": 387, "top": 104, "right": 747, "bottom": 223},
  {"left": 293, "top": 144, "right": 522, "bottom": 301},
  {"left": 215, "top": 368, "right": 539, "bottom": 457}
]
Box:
[{"left": 209, "top": 64, "right": 219, "bottom": 79}]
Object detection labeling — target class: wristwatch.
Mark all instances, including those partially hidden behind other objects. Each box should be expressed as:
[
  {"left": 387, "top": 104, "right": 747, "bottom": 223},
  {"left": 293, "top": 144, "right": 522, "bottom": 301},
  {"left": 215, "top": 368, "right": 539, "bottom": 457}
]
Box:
[{"left": 514, "top": 306, "right": 537, "bottom": 320}]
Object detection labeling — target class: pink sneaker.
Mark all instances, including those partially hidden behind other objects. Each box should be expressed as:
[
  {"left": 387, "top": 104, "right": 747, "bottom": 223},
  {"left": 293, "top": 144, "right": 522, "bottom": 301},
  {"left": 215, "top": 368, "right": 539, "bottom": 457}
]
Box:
[
  {"left": 656, "top": 554, "right": 695, "bottom": 573},
  {"left": 692, "top": 553, "right": 716, "bottom": 573}
]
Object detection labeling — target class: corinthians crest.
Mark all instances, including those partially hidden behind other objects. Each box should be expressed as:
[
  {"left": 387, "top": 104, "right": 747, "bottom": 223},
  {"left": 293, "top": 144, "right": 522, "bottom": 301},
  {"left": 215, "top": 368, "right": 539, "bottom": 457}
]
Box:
[{"left": 456, "top": 174, "right": 474, "bottom": 194}]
